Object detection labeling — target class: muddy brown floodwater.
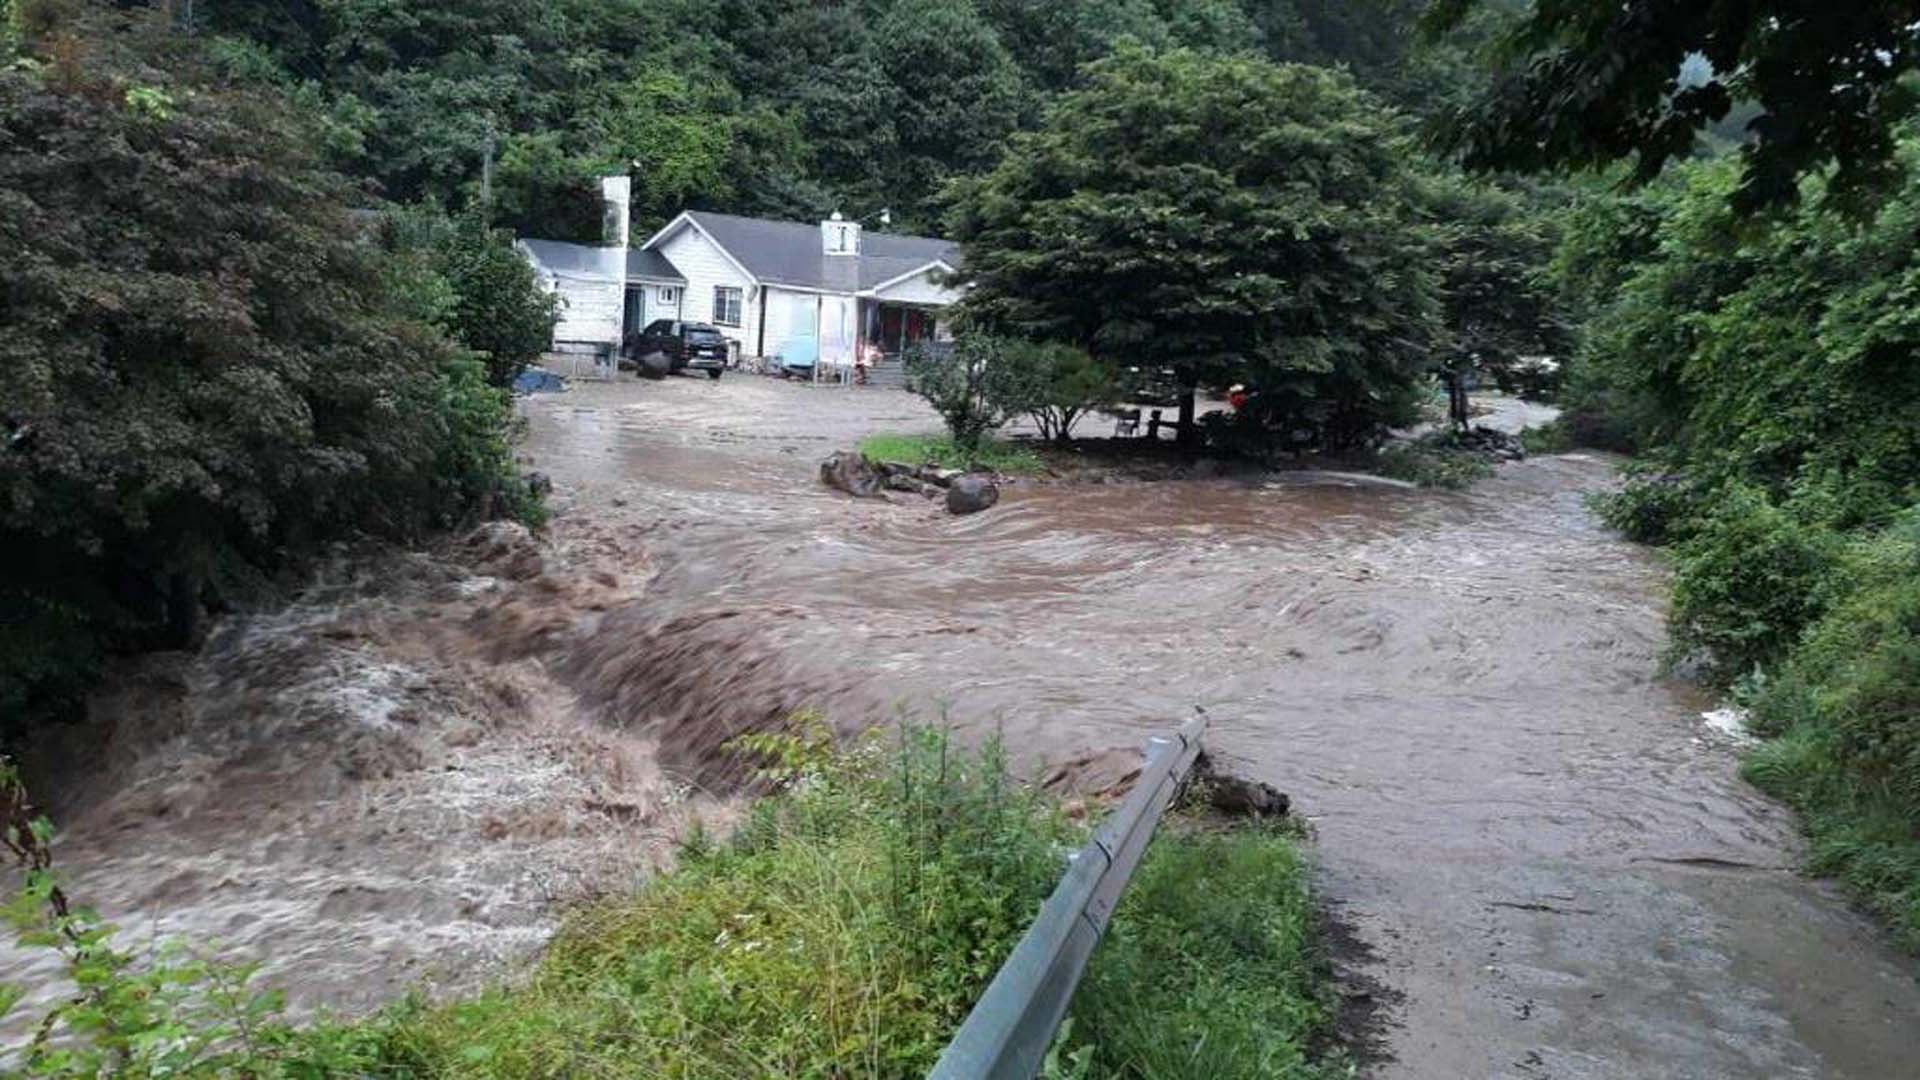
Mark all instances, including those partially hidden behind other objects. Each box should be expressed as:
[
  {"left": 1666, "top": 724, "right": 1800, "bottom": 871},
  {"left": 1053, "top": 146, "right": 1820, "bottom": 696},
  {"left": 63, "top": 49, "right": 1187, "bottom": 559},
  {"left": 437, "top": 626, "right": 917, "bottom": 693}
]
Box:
[
  {"left": 523, "top": 376, "right": 1919, "bottom": 1080},
  {"left": 6, "top": 372, "right": 1915, "bottom": 1077}
]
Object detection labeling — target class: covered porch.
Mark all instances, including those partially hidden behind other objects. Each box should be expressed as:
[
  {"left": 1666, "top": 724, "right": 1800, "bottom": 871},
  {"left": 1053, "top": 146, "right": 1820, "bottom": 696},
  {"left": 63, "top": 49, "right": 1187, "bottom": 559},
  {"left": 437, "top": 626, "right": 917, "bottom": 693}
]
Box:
[{"left": 858, "top": 299, "right": 945, "bottom": 362}]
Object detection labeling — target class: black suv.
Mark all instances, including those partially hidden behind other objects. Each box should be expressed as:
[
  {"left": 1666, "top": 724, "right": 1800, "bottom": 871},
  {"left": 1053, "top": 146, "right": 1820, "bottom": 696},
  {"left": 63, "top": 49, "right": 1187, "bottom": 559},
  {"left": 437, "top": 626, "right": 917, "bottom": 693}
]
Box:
[{"left": 626, "top": 320, "right": 729, "bottom": 378}]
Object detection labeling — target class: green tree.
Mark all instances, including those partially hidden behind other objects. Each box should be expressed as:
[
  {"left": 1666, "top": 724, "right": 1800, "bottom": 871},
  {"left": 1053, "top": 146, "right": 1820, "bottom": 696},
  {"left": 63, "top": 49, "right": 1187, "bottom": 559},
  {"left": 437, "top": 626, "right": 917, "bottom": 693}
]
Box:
[
  {"left": 1418, "top": 173, "right": 1572, "bottom": 414},
  {"left": 999, "top": 342, "right": 1117, "bottom": 444},
  {"left": 435, "top": 214, "right": 561, "bottom": 387},
  {"left": 875, "top": 0, "right": 1031, "bottom": 230},
  {"left": 904, "top": 336, "right": 1027, "bottom": 450},
  {"left": 946, "top": 47, "right": 1439, "bottom": 449},
  {"left": 0, "top": 12, "right": 529, "bottom": 726},
  {"left": 1426, "top": 0, "right": 1920, "bottom": 212}
]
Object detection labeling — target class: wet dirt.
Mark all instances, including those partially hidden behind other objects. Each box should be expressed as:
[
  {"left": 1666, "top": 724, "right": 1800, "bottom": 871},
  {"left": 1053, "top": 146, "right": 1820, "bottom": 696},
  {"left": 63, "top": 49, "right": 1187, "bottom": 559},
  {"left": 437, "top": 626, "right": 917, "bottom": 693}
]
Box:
[{"left": 519, "top": 376, "right": 1918, "bottom": 1079}]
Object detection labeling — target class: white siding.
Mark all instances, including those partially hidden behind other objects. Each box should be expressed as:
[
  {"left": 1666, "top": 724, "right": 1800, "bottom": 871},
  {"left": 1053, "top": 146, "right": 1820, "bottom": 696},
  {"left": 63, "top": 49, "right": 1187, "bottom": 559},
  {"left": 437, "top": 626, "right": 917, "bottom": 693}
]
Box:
[
  {"left": 545, "top": 275, "right": 624, "bottom": 346},
  {"left": 871, "top": 266, "right": 959, "bottom": 307},
  {"left": 762, "top": 288, "right": 858, "bottom": 365},
  {"left": 656, "top": 226, "right": 760, "bottom": 355}
]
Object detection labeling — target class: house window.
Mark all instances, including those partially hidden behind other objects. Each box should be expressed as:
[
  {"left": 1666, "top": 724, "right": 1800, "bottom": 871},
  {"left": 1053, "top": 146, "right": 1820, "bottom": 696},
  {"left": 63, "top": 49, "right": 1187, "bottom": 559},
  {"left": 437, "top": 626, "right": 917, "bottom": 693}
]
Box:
[
  {"left": 657, "top": 286, "right": 678, "bottom": 305},
  {"left": 713, "top": 285, "right": 743, "bottom": 327}
]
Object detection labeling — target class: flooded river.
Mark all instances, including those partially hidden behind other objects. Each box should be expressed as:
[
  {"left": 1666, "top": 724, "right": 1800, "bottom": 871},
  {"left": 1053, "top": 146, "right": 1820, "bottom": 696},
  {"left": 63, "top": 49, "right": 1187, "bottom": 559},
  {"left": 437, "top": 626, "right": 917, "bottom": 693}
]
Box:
[
  {"left": 7, "top": 373, "right": 1915, "bottom": 1077},
  {"left": 524, "top": 376, "right": 1918, "bottom": 1079}
]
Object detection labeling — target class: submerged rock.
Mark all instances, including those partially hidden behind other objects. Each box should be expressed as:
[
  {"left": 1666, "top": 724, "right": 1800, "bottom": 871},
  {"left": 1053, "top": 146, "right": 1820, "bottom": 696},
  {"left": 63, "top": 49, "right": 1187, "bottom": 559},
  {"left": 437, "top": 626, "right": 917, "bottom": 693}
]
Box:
[
  {"left": 820, "top": 451, "right": 886, "bottom": 498},
  {"left": 945, "top": 474, "right": 1000, "bottom": 514}
]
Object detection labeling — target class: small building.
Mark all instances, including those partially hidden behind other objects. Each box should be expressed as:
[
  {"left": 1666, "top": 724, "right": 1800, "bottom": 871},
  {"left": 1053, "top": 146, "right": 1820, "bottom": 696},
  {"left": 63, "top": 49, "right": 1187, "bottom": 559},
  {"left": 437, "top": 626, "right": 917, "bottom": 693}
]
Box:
[
  {"left": 519, "top": 203, "right": 961, "bottom": 374},
  {"left": 516, "top": 238, "right": 631, "bottom": 359}
]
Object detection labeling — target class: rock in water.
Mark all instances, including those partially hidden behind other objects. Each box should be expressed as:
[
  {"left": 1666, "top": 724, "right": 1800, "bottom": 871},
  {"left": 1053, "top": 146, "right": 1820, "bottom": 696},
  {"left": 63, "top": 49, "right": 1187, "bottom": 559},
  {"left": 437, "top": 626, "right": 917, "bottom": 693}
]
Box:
[
  {"left": 946, "top": 474, "right": 1000, "bottom": 514},
  {"left": 637, "top": 351, "right": 671, "bottom": 380},
  {"left": 820, "top": 451, "right": 886, "bottom": 498},
  {"left": 1192, "top": 752, "right": 1290, "bottom": 818},
  {"left": 916, "top": 465, "right": 963, "bottom": 488}
]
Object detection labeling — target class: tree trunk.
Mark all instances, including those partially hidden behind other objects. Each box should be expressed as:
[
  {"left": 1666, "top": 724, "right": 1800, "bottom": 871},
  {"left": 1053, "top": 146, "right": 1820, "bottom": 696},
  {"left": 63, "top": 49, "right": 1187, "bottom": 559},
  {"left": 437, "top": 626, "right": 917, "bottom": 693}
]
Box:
[{"left": 1176, "top": 380, "right": 1198, "bottom": 447}]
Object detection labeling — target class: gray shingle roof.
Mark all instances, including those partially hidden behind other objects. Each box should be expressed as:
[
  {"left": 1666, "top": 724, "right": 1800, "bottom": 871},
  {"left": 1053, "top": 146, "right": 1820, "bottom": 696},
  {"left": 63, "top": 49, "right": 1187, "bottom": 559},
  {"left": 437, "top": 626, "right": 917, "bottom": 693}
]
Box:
[
  {"left": 677, "top": 211, "right": 956, "bottom": 293},
  {"left": 626, "top": 247, "right": 686, "bottom": 282},
  {"left": 519, "top": 238, "right": 687, "bottom": 283},
  {"left": 518, "top": 238, "right": 630, "bottom": 281}
]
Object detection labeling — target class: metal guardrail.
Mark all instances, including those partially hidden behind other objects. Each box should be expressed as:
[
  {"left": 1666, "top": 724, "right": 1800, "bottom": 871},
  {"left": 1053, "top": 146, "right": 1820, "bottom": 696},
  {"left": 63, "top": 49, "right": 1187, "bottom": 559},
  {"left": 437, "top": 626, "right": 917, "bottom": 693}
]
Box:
[{"left": 928, "top": 713, "right": 1210, "bottom": 1080}]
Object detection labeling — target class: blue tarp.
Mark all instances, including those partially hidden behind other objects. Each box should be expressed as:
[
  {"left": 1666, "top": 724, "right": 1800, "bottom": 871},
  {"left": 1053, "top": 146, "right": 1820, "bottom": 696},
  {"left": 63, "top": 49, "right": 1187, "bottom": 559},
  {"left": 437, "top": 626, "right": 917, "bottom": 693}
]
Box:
[
  {"left": 513, "top": 367, "right": 569, "bottom": 395},
  {"left": 777, "top": 337, "right": 818, "bottom": 375}
]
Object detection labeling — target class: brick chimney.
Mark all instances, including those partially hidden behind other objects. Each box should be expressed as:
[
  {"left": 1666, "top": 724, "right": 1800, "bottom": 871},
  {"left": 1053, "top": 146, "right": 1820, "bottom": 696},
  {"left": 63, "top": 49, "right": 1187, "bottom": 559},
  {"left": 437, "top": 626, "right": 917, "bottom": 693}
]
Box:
[
  {"left": 601, "top": 175, "right": 631, "bottom": 249},
  {"left": 821, "top": 211, "right": 861, "bottom": 256}
]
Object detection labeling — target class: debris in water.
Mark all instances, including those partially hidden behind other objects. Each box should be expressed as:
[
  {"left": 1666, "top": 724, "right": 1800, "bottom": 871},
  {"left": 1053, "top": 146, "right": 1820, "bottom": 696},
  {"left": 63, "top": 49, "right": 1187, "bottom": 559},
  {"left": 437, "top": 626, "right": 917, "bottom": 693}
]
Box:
[{"left": 1699, "top": 706, "right": 1756, "bottom": 743}]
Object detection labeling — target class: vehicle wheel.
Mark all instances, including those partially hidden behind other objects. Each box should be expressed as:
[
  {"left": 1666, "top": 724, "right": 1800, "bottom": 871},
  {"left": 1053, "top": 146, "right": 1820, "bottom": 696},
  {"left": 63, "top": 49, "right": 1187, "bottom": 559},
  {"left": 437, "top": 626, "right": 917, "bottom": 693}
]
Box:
[{"left": 707, "top": 369, "right": 723, "bottom": 380}]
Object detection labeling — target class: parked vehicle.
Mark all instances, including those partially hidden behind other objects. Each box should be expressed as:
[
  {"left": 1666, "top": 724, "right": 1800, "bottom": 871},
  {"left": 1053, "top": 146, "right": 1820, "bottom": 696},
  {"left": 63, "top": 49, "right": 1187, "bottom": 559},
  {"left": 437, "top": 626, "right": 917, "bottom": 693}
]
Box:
[{"left": 625, "top": 320, "right": 729, "bottom": 378}]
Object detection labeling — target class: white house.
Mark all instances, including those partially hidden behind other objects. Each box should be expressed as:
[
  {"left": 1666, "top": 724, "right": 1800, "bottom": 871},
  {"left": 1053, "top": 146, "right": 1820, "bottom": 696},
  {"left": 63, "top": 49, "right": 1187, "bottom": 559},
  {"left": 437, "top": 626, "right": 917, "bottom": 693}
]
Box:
[
  {"left": 637, "top": 209, "right": 960, "bottom": 369},
  {"left": 519, "top": 200, "right": 961, "bottom": 371}
]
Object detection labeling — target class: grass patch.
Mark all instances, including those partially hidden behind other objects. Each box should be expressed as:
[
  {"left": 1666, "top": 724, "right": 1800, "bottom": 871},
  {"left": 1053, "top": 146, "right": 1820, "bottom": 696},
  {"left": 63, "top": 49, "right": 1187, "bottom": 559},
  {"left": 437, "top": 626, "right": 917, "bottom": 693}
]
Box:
[
  {"left": 348, "top": 726, "right": 1336, "bottom": 1076},
  {"left": 1063, "top": 824, "right": 1338, "bottom": 1078},
  {"left": 859, "top": 432, "right": 1045, "bottom": 475},
  {"left": 1370, "top": 439, "right": 1495, "bottom": 490},
  {"left": 1743, "top": 726, "right": 1920, "bottom": 949},
  {"left": 1517, "top": 419, "right": 1574, "bottom": 455},
  {"left": 4, "top": 724, "right": 1333, "bottom": 1076}
]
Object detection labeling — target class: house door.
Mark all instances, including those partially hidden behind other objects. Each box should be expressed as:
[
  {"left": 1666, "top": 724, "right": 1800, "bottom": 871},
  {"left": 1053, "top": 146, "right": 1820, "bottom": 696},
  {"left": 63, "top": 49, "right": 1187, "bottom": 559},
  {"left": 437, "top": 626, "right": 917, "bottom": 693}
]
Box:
[{"left": 622, "top": 287, "right": 645, "bottom": 339}]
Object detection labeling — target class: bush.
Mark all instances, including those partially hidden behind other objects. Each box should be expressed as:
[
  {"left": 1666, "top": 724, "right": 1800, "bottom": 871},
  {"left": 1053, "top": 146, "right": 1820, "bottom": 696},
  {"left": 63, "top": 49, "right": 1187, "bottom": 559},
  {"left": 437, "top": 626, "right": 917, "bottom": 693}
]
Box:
[
  {"left": 434, "top": 213, "right": 562, "bottom": 388},
  {"left": 1371, "top": 432, "right": 1497, "bottom": 490},
  {"left": 995, "top": 341, "right": 1117, "bottom": 444},
  {"left": 1590, "top": 468, "right": 1704, "bottom": 544},
  {"left": 905, "top": 336, "right": 1023, "bottom": 450},
  {"left": 1667, "top": 487, "right": 1844, "bottom": 679},
  {"left": 0, "top": 23, "right": 537, "bottom": 730}
]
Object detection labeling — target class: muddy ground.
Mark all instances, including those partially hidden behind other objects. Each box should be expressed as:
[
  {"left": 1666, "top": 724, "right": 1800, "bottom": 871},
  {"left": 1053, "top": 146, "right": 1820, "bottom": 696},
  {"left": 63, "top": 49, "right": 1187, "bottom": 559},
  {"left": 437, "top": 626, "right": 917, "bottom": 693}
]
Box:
[{"left": 7, "top": 372, "right": 1918, "bottom": 1078}]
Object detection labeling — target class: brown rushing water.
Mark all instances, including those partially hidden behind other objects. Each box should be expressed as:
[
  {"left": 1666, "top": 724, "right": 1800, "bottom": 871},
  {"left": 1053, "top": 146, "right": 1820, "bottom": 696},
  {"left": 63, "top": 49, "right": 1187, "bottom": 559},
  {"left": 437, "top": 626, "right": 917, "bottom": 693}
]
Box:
[
  {"left": 522, "top": 377, "right": 1918, "bottom": 1080},
  {"left": 5, "top": 373, "right": 1914, "bottom": 1077}
]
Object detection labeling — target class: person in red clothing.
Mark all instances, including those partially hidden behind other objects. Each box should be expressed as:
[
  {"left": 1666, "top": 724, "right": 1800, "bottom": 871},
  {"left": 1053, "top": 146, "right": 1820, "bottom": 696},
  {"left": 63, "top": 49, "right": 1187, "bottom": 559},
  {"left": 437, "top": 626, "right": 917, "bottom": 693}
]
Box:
[{"left": 1228, "top": 383, "right": 1250, "bottom": 411}]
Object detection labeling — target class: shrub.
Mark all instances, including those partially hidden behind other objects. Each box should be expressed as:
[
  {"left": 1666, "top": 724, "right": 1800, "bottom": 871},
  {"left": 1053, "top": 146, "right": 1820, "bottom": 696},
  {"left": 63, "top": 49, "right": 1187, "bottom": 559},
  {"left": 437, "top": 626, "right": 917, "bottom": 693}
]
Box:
[
  {"left": 1667, "top": 486, "right": 1844, "bottom": 679},
  {"left": 994, "top": 342, "right": 1117, "bottom": 444},
  {"left": 1590, "top": 468, "right": 1705, "bottom": 544},
  {"left": 434, "top": 213, "right": 561, "bottom": 388},
  {"left": 0, "top": 23, "right": 538, "bottom": 729},
  {"left": 1371, "top": 434, "right": 1496, "bottom": 490},
  {"left": 5, "top": 724, "right": 1339, "bottom": 1076},
  {"left": 1516, "top": 420, "right": 1573, "bottom": 455},
  {"left": 905, "top": 336, "right": 1024, "bottom": 450}
]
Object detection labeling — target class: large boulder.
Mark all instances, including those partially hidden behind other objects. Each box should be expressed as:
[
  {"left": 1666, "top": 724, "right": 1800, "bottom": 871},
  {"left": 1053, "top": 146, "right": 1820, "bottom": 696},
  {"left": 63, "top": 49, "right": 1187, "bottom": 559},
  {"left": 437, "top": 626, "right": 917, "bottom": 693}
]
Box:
[
  {"left": 637, "top": 350, "right": 672, "bottom": 380},
  {"left": 820, "top": 451, "right": 887, "bottom": 498},
  {"left": 945, "top": 474, "right": 1000, "bottom": 515}
]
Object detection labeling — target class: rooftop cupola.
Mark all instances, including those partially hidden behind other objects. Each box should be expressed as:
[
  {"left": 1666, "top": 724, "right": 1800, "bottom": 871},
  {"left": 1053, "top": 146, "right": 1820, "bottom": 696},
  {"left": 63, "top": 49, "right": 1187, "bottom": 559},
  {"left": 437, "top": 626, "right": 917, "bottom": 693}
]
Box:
[{"left": 822, "top": 211, "right": 861, "bottom": 256}]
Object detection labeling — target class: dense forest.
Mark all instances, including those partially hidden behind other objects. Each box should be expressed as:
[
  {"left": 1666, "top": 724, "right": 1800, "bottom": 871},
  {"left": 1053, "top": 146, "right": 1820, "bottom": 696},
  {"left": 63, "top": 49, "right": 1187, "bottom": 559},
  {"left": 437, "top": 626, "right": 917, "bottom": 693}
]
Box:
[{"left": 193, "top": 0, "right": 1515, "bottom": 238}]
